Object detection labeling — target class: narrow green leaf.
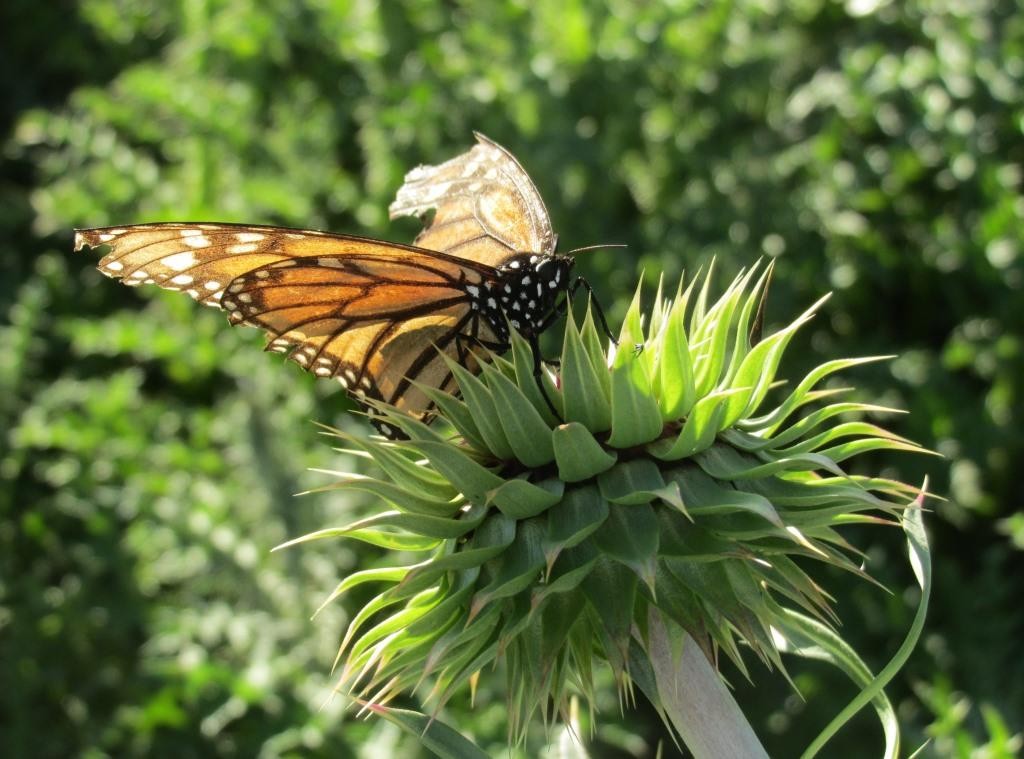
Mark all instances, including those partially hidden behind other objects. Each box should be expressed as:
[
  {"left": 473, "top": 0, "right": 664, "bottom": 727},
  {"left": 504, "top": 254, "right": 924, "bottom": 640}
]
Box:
[
  {"left": 695, "top": 443, "right": 847, "bottom": 481},
  {"left": 543, "top": 484, "right": 609, "bottom": 567},
  {"left": 597, "top": 459, "right": 666, "bottom": 504},
  {"left": 667, "top": 465, "right": 783, "bottom": 527},
  {"left": 422, "top": 604, "right": 503, "bottom": 674},
  {"left": 656, "top": 508, "right": 741, "bottom": 559},
  {"left": 721, "top": 262, "right": 770, "bottom": 386},
  {"left": 510, "top": 328, "right": 562, "bottom": 424},
  {"left": 689, "top": 259, "right": 715, "bottom": 333},
  {"left": 581, "top": 558, "right": 638, "bottom": 675},
  {"left": 535, "top": 541, "right": 601, "bottom": 603},
  {"left": 817, "top": 437, "right": 928, "bottom": 464},
  {"left": 273, "top": 523, "right": 440, "bottom": 552},
  {"left": 538, "top": 585, "right": 589, "bottom": 666},
  {"left": 403, "top": 580, "right": 476, "bottom": 639},
  {"left": 358, "top": 703, "right": 490, "bottom": 759},
  {"left": 776, "top": 609, "right": 899, "bottom": 759},
  {"left": 729, "top": 403, "right": 904, "bottom": 452},
  {"left": 607, "top": 360, "right": 664, "bottom": 448},
  {"left": 310, "top": 474, "right": 463, "bottom": 516},
  {"left": 614, "top": 281, "right": 645, "bottom": 368},
  {"left": 560, "top": 307, "right": 611, "bottom": 431},
  {"left": 446, "top": 359, "right": 514, "bottom": 459},
  {"left": 740, "top": 355, "right": 893, "bottom": 434},
  {"left": 484, "top": 366, "right": 556, "bottom": 466},
  {"left": 648, "top": 387, "right": 748, "bottom": 460},
  {"left": 770, "top": 421, "right": 914, "bottom": 456},
  {"left": 322, "top": 427, "right": 456, "bottom": 500},
  {"left": 317, "top": 565, "right": 410, "bottom": 608},
  {"left": 345, "top": 589, "right": 445, "bottom": 663},
  {"left": 581, "top": 302, "right": 613, "bottom": 397},
  {"left": 419, "top": 385, "right": 489, "bottom": 452},
  {"left": 407, "top": 440, "right": 506, "bottom": 503},
  {"left": 403, "top": 515, "right": 516, "bottom": 591},
  {"left": 694, "top": 277, "right": 742, "bottom": 397},
  {"left": 365, "top": 401, "right": 448, "bottom": 443},
  {"left": 593, "top": 502, "right": 659, "bottom": 595},
  {"left": 730, "top": 294, "right": 829, "bottom": 422},
  {"left": 655, "top": 297, "right": 697, "bottom": 419},
  {"left": 472, "top": 519, "right": 547, "bottom": 610},
  {"left": 291, "top": 505, "right": 487, "bottom": 541}
]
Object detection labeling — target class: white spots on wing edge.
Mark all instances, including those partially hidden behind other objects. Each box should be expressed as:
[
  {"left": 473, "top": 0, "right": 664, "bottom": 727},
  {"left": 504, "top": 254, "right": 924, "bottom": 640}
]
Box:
[
  {"left": 228, "top": 242, "right": 259, "bottom": 254},
  {"left": 163, "top": 251, "right": 197, "bottom": 271}
]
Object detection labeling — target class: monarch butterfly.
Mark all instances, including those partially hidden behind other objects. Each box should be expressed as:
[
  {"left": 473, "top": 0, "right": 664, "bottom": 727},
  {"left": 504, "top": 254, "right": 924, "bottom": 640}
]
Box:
[{"left": 75, "top": 133, "right": 613, "bottom": 438}]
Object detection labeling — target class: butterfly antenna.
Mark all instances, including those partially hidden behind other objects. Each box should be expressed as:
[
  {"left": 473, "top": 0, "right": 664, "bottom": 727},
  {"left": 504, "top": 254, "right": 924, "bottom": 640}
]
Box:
[{"left": 563, "top": 243, "right": 628, "bottom": 256}]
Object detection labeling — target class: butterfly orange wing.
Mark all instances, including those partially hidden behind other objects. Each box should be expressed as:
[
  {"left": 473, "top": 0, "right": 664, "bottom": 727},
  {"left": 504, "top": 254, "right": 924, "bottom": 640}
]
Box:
[
  {"left": 75, "top": 222, "right": 498, "bottom": 421},
  {"left": 388, "top": 132, "right": 557, "bottom": 265},
  {"left": 77, "top": 135, "right": 558, "bottom": 431}
]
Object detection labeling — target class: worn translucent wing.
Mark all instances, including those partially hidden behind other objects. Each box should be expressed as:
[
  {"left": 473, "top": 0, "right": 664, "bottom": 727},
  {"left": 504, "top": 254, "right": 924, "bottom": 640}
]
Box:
[{"left": 389, "top": 132, "right": 557, "bottom": 266}]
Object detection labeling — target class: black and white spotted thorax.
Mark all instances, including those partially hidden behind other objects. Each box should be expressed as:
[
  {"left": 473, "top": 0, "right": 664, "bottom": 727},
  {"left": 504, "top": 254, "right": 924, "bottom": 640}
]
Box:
[{"left": 464, "top": 253, "right": 575, "bottom": 344}]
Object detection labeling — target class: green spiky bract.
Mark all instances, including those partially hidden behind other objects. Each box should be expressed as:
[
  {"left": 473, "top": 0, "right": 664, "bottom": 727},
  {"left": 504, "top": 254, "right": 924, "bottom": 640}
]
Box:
[{"left": 282, "top": 262, "right": 928, "bottom": 752}]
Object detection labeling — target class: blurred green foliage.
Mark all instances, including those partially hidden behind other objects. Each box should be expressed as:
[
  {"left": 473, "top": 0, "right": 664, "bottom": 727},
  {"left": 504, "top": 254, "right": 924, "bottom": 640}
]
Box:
[{"left": 1, "top": 0, "right": 1021, "bottom": 756}]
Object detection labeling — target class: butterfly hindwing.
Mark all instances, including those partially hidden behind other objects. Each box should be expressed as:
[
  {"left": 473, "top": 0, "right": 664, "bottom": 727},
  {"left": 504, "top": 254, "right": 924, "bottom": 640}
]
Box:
[
  {"left": 222, "top": 255, "right": 498, "bottom": 416},
  {"left": 388, "top": 133, "right": 557, "bottom": 267}
]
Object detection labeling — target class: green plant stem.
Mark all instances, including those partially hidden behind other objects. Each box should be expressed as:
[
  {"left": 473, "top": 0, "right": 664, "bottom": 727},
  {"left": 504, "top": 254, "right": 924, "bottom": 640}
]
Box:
[{"left": 647, "top": 610, "right": 769, "bottom": 759}]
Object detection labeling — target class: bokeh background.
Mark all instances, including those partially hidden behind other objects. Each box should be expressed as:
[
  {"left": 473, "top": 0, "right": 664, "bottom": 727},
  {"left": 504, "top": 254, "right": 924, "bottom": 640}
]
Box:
[{"left": 2, "top": 0, "right": 1022, "bottom": 756}]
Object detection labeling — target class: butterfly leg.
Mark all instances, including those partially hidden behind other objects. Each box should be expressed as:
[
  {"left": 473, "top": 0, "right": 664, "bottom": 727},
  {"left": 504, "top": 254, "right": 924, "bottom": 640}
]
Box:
[{"left": 568, "top": 277, "right": 618, "bottom": 346}]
